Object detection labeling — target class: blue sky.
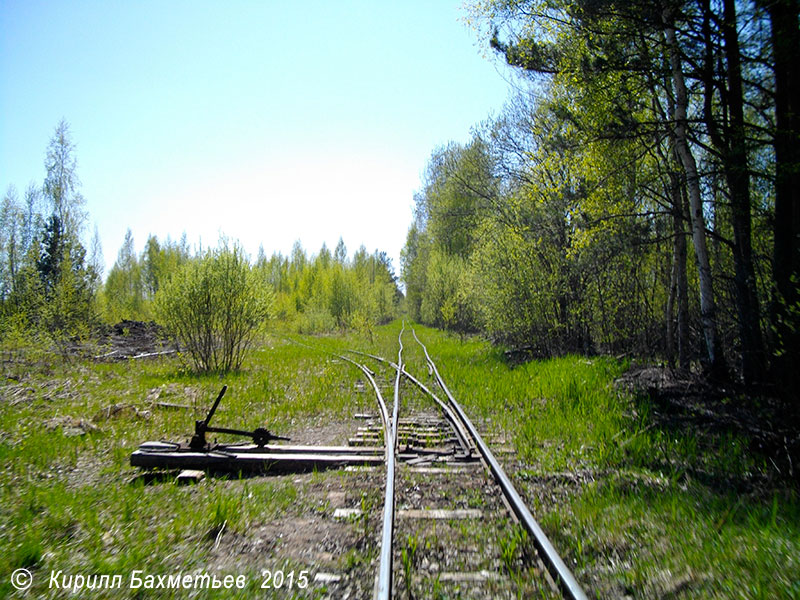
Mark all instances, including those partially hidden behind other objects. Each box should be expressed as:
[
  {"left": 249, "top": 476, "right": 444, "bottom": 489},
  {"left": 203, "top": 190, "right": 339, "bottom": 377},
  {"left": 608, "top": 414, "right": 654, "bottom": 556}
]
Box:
[{"left": 1, "top": 0, "right": 514, "bottom": 276}]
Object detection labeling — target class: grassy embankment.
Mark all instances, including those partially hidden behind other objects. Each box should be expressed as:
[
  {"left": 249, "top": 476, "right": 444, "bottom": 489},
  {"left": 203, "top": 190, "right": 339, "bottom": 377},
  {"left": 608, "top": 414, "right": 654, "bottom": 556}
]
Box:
[{"left": 0, "top": 320, "right": 797, "bottom": 598}]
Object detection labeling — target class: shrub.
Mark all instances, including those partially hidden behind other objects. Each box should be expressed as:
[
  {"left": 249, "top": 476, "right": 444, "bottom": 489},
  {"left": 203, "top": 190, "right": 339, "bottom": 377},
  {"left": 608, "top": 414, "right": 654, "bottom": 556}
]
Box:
[{"left": 155, "top": 241, "right": 273, "bottom": 373}]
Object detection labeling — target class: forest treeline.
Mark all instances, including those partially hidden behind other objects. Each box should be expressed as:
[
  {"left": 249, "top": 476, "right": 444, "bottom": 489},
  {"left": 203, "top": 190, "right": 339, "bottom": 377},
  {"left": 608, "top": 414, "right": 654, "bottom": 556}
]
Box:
[
  {"left": 0, "top": 120, "right": 102, "bottom": 349},
  {"left": 403, "top": 0, "right": 799, "bottom": 397},
  {"left": 102, "top": 231, "right": 400, "bottom": 336},
  {"left": 0, "top": 121, "right": 401, "bottom": 353}
]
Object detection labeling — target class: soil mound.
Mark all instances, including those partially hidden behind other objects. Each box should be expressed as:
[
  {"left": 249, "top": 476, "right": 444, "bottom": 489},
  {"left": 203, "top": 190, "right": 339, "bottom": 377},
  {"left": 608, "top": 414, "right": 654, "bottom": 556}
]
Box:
[{"left": 95, "top": 320, "right": 176, "bottom": 360}]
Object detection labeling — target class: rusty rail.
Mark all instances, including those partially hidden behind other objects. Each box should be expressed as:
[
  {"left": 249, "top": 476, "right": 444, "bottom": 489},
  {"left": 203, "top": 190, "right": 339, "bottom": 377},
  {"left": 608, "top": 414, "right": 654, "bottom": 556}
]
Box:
[
  {"left": 410, "top": 326, "right": 588, "bottom": 600},
  {"left": 345, "top": 350, "right": 472, "bottom": 456},
  {"left": 279, "top": 334, "right": 398, "bottom": 598},
  {"left": 379, "top": 323, "right": 404, "bottom": 598},
  {"left": 335, "top": 351, "right": 395, "bottom": 600},
  {"left": 283, "top": 330, "right": 586, "bottom": 599}
]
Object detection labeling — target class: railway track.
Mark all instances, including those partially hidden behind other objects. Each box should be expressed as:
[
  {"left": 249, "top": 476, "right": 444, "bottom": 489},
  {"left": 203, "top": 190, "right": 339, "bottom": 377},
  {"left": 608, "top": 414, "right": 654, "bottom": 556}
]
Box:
[
  {"left": 130, "top": 325, "right": 587, "bottom": 598},
  {"left": 342, "top": 324, "right": 587, "bottom": 600}
]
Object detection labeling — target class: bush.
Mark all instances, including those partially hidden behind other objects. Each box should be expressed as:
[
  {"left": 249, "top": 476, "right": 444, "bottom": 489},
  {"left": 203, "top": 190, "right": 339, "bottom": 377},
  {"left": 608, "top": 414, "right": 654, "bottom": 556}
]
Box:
[
  {"left": 296, "top": 306, "right": 336, "bottom": 334},
  {"left": 419, "top": 248, "right": 477, "bottom": 336},
  {"left": 155, "top": 241, "right": 273, "bottom": 373}
]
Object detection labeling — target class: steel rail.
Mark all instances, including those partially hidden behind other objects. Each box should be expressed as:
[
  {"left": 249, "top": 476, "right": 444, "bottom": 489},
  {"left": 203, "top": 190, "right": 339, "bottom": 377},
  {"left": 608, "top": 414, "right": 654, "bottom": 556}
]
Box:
[
  {"left": 335, "top": 352, "right": 395, "bottom": 600},
  {"left": 345, "top": 350, "right": 472, "bottom": 457},
  {"left": 398, "top": 367, "right": 472, "bottom": 457},
  {"left": 372, "top": 323, "right": 404, "bottom": 599},
  {"left": 280, "top": 336, "right": 397, "bottom": 599},
  {"left": 392, "top": 322, "right": 405, "bottom": 451},
  {"left": 410, "top": 326, "right": 589, "bottom": 600}
]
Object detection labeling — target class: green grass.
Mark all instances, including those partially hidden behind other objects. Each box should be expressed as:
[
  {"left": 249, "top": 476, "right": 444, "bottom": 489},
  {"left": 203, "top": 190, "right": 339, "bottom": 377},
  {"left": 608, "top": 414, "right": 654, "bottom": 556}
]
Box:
[
  {"left": 383, "top": 323, "right": 800, "bottom": 599},
  {"left": 0, "top": 332, "right": 366, "bottom": 599},
  {"left": 1, "top": 320, "right": 797, "bottom": 598}
]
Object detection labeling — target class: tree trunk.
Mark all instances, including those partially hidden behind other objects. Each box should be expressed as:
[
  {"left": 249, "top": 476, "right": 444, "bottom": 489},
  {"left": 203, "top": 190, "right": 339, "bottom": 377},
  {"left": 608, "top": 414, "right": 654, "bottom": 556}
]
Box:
[
  {"left": 666, "top": 246, "right": 677, "bottom": 368},
  {"left": 718, "top": 0, "right": 767, "bottom": 384},
  {"left": 676, "top": 182, "right": 691, "bottom": 370},
  {"left": 767, "top": 0, "right": 800, "bottom": 403},
  {"left": 663, "top": 4, "right": 725, "bottom": 375},
  {"left": 666, "top": 167, "right": 690, "bottom": 371}
]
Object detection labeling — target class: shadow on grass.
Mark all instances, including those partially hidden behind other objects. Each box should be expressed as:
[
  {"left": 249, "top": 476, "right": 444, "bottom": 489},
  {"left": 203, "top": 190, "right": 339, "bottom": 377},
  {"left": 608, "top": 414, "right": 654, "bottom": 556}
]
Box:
[{"left": 620, "top": 365, "right": 799, "bottom": 494}]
